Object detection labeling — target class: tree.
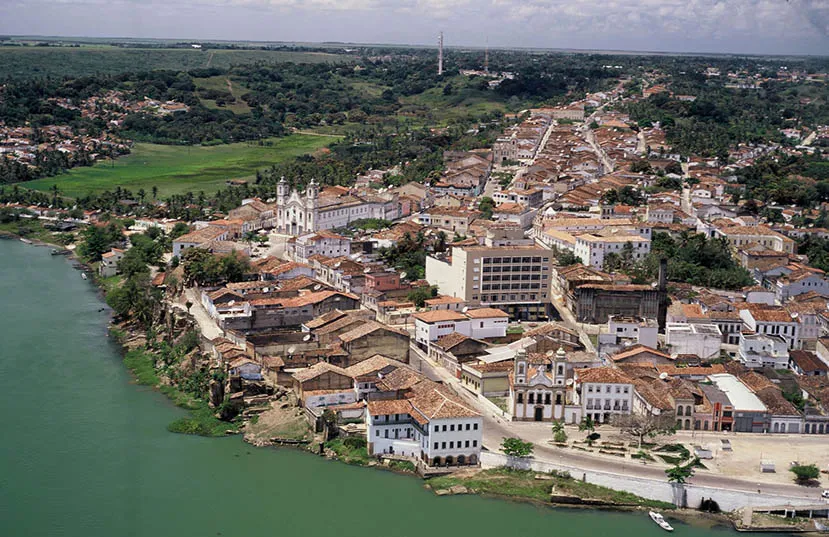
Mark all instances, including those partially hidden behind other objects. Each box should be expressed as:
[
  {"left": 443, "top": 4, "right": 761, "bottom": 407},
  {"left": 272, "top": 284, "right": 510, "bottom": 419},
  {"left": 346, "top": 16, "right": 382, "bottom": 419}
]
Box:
[
  {"left": 407, "top": 285, "right": 437, "bottom": 308},
  {"left": 666, "top": 461, "right": 695, "bottom": 484},
  {"left": 169, "top": 222, "right": 190, "bottom": 240},
  {"left": 478, "top": 196, "right": 495, "bottom": 220},
  {"left": 790, "top": 463, "right": 820, "bottom": 485},
  {"left": 578, "top": 416, "right": 595, "bottom": 433},
  {"left": 501, "top": 437, "right": 534, "bottom": 458},
  {"left": 611, "top": 412, "right": 676, "bottom": 449},
  {"left": 552, "top": 422, "right": 567, "bottom": 443}
]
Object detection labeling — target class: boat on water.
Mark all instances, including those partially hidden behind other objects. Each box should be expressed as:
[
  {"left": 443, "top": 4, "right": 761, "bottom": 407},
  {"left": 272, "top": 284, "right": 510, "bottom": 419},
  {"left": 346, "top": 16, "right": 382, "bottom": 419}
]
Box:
[
  {"left": 815, "top": 520, "right": 828, "bottom": 532},
  {"left": 20, "top": 238, "right": 32, "bottom": 244},
  {"left": 649, "top": 511, "right": 674, "bottom": 532},
  {"left": 81, "top": 273, "right": 87, "bottom": 280},
  {"left": 51, "top": 249, "right": 70, "bottom": 256}
]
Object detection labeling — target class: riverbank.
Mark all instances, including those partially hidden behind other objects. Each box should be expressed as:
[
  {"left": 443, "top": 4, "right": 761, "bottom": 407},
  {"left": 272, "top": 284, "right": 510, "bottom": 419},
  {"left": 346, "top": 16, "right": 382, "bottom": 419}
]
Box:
[{"left": 3, "top": 234, "right": 808, "bottom": 532}]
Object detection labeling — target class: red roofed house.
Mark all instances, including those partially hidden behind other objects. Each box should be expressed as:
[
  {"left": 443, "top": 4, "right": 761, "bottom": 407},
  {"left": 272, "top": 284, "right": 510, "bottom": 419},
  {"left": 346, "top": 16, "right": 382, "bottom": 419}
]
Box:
[{"left": 574, "top": 366, "right": 635, "bottom": 424}]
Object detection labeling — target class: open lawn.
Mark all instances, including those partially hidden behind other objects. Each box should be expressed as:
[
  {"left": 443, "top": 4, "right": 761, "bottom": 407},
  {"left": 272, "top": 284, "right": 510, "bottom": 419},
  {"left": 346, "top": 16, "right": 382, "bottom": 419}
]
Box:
[
  {"left": 0, "top": 46, "right": 354, "bottom": 80},
  {"left": 25, "top": 134, "right": 337, "bottom": 198}
]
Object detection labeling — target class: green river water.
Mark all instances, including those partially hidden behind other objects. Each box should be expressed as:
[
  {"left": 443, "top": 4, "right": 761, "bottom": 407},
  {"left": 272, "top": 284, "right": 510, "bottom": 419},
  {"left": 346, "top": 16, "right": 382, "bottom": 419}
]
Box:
[{"left": 0, "top": 239, "right": 771, "bottom": 537}]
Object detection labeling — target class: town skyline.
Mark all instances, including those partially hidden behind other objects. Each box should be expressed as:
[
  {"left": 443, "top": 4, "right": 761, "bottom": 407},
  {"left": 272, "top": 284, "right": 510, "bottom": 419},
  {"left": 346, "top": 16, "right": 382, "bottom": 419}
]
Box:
[{"left": 2, "top": 0, "right": 829, "bottom": 56}]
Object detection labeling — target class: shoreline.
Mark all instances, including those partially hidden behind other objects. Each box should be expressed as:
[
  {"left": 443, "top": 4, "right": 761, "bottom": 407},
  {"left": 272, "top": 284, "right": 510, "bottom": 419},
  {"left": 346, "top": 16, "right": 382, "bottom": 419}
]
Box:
[{"left": 1, "top": 232, "right": 812, "bottom": 533}]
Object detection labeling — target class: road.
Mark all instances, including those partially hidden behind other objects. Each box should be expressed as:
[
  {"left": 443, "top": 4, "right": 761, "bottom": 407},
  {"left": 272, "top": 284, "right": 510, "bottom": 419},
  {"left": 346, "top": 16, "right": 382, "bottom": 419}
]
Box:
[
  {"left": 409, "top": 344, "right": 823, "bottom": 502},
  {"left": 182, "top": 287, "right": 224, "bottom": 340}
]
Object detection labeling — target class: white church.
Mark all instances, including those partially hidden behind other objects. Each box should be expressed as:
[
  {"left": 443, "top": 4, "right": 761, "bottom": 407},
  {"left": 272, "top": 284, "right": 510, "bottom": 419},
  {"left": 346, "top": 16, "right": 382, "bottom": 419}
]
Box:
[{"left": 274, "top": 178, "right": 399, "bottom": 235}]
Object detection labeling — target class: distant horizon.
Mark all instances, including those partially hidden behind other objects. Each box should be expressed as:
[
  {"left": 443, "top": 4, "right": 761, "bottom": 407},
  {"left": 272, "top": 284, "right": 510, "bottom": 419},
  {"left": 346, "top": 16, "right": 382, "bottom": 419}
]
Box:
[
  {"left": 4, "top": 33, "right": 829, "bottom": 60},
  {"left": 2, "top": 0, "right": 827, "bottom": 57}
]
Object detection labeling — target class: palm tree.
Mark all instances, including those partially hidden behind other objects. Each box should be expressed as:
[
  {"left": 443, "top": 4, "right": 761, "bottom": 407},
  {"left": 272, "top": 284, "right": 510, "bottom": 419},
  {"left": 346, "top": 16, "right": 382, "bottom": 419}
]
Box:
[
  {"left": 50, "top": 184, "right": 60, "bottom": 207},
  {"left": 151, "top": 186, "right": 158, "bottom": 200},
  {"left": 137, "top": 189, "right": 146, "bottom": 204}
]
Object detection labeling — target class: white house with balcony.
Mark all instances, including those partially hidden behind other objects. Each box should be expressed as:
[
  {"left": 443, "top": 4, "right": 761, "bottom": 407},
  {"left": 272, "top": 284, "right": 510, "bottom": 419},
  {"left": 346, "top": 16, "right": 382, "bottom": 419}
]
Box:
[
  {"left": 574, "top": 367, "right": 634, "bottom": 424},
  {"left": 366, "top": 385, "right": 483, "bottom": 467}
]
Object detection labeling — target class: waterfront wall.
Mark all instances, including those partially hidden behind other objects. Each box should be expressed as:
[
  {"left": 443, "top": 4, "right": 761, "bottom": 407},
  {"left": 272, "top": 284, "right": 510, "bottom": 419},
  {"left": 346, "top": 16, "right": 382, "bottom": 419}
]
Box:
[{"left": 481, "top": 452, "right": 818, "bottom": 512}]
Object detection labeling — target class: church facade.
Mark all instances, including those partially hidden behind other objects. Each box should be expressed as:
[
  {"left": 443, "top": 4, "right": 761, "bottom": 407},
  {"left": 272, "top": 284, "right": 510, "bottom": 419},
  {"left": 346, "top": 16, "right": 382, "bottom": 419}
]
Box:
[{"left": 274, "top": 178, "right": 399, "bottom": 235}]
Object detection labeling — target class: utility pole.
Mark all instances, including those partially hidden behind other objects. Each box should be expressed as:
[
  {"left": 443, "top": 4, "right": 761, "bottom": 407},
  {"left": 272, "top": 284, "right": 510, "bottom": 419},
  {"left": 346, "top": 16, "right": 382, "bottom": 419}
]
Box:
[{"left": 438, "top": 31, "right": 444, "bottom": 76}]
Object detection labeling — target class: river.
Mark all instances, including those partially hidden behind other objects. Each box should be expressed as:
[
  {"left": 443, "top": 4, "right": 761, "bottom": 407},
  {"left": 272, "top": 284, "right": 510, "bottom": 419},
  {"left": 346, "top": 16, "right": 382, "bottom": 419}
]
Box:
[{"left": 0, "top": 239, "right": 774, "bottom": 537}]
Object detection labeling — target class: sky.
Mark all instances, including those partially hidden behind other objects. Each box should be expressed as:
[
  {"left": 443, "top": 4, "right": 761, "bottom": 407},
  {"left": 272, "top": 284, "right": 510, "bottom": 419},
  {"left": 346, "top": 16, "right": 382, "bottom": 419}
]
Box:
[{"left": 2, "top": 0, "right": 828, "bottom": 56}]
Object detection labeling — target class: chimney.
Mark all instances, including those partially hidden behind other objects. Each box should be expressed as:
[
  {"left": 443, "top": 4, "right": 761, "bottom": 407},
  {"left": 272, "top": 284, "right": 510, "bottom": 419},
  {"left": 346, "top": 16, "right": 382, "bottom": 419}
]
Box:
[
  {"left": 658, "top": 258, "right": 668, "bottom": 291},
  {"left": 438, "top": 31, "right": 444, "bottom": 76}
]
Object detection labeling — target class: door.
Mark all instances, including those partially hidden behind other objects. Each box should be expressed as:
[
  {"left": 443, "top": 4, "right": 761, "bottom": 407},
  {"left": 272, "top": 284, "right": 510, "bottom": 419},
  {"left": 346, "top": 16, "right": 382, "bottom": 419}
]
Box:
[{"left": 534, "top": 407, "right": 543, "bottom": 422}]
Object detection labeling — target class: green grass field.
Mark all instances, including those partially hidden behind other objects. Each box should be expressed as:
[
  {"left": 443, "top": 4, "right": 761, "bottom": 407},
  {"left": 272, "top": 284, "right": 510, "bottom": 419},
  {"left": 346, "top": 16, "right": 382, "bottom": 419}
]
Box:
[
  {"left": 0, "top": 46, "right": 354, "bottom": 79},
  {"left": 25, "top": 134, "right": 337, "bottom": 198},
  {"left": 193, "top": 75, "right": 252, "bottom": 114}
]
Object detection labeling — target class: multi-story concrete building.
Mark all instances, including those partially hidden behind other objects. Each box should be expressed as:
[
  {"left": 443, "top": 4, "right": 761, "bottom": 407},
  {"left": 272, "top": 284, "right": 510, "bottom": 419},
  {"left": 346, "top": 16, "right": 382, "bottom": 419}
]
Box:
[{"left": 425, "top": 227, "right": 554, "bottom": 320}]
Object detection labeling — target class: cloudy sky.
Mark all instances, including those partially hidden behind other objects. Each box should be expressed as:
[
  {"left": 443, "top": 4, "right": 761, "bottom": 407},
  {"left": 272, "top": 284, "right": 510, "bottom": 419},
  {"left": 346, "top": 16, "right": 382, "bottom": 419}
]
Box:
[{"left": 2, "top": 0, "right": 828, "bottom": 55}]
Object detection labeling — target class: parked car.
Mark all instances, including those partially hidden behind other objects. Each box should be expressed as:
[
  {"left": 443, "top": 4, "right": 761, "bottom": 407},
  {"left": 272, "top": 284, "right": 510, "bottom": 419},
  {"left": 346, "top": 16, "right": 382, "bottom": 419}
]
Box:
[{"left": 821, "top": 489, "right": 829, "bottom": 499}]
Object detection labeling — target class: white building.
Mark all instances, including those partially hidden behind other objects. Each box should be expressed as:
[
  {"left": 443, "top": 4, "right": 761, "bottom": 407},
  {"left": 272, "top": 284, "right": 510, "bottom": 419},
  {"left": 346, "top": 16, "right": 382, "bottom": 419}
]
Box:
[
  {"left": 510, "top": 348, "right": 569, "bottom": 422},
  {"left": 412, "top": 308, "right": 509, "bottom": 349},
  {"left": 99, "top": 248, "right": 125, "bottom": 277},
  {"left": 366, "top": 385, "right": 482, "bottom": 466},
  {"left": 774, "top": 270, "right": 829, "bottom": 303},
  {"left": 598, "top": 315, "right": 658, "bottom": 351},
  {"left": 574, "top": 367, "right": 634, "bottom": 424},
  {"left": 665, "top": 323, "right": 723, "bottom": 359},
  {"left": 291, "top": 230, "right": 351, "bottom": 264},
  {"left": 274, "top": 179, "right": 398, "bottom": 235},
  {"left": 739, "top": 307, "right": 800, "bottom": 349},
  {"left": 172, "top": 226, "right": 228, "bottom": 257},
  {"left": 574, "top": 233, "right": 651, "bottom": 270},
  {"left": 738, "top": 333, "right": 789, "bottom": 369}
]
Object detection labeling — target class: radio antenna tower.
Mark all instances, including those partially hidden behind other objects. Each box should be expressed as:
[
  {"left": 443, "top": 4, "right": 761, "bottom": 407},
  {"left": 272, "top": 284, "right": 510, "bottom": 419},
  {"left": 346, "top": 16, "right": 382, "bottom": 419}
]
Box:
[
  {"left": 484, "top": 38, "right": 489, "bottom": 73},
  {"left": 438, "top": 31, "right": 444, "bottom": 76}
]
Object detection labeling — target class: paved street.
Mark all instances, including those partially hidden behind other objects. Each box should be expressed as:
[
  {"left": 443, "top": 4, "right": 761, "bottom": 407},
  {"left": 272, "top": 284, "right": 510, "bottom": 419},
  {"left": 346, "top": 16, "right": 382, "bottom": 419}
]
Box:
[{"left": 182, "top": 287, "right": 224, "bottom": 340}]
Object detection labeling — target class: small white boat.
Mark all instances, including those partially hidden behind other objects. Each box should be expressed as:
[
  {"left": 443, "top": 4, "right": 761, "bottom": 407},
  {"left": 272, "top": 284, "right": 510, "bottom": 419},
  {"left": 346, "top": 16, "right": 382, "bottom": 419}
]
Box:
[
  {"left": 20, "top": 238, "right": 32, "bottom": 244},
  {"left": 649, "top": 511, "right": 674, "bottom": 532},
  {"left": 81, "top": 273, "right": 87, "bottom": 280}
]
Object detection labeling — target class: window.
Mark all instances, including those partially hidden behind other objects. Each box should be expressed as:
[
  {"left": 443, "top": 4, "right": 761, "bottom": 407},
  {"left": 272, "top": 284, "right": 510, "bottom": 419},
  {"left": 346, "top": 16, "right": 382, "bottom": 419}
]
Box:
[
  {"left": 528, "top": 393, "right": 535, "bottom": 404},
  {"left": 376, "top": 430, "right": 380, "bottom": 437},
  {"left": 442, "top": 442, "right": 446, "bottom": 449},
  {"left": 442, "top": 425, "right": 447, "bottom": 432},
  {"left": 465, "top": 440, "right": 470, "bottom": 448},
  {"left": 517, "top": 392, "right": 524, "bottom": 403},
  {"left": 450, "top": 424, "right": 455, "bottom": 431},
  {"left": 545, "top": 393, "right": 551, "bottom": 405},
  {"left": 434, "top": 442, "right": 439, "bottom": 449},
  {"left": 449, "top": 441, "right": 454, "bottom": 449},
  {"left": 473, "top": 440, "right": 478, "bottom": 447},
  {"left": 466, "top": 424, "right": 470, "bottom": 430},
  {"left": 473, "top": 423, "right": 478, "bottom": 430}
]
